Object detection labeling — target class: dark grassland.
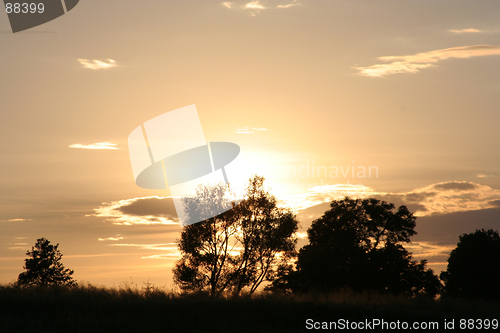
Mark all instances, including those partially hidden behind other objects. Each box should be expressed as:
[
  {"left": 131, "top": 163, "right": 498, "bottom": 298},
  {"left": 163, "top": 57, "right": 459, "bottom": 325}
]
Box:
[{"left": 1, "top": 284, "right": 499, "bottom": 333}]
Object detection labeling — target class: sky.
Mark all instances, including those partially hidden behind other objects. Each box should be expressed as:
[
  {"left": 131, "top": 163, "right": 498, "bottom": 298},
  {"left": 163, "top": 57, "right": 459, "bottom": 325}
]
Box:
[{"left": 1, "top": 0, "right": 500, "bottom": 287}]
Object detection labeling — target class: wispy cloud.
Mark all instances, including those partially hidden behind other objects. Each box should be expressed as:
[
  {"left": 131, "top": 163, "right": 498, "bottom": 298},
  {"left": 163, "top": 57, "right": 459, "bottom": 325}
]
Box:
[
  {"left": 109, "top": 243, "right": 177, "bottom": 251},
  {"left": 405, "top": 241, "right": 455, "bottom": 259},
  {"left": 477, "top": 174, "right": 491, "bottom": 178},
  {"left": 78, "top": 59, "right": 117, "bottom": 70},
  {"left": 141, "top": 254, "right": 181, "bottom": 259},
  {"left": 98, "top": 236, "right": 126, "bottom": 241},
  {"left": 7, "top": 237, "right": 28, "bottom": 250},
  {"left": 235, "top": 127, "right": 268, "bottom": 134},
  {"left": 90, "top": 196, "right": 179, "bottom": 225},
  {"left": 449, "top": 28, "right": 482, "bottom": 34},
  {"left": 1, "top": 218, "right": 28, "bottom": 222},
  {"left": 222, "top": 0, "right": 302, "bottom": 14},
  {"left": 108, "top": 243, "right": 180, "bottom": 259},
  {"left": 277, "top": 0, "right": 301, "bottom": 8},
  {"left": 354, "top": 45, "right": 500, "bottom": 77},
  {"left": 69, "top": 142, "right": 119, "bottom": 150}
]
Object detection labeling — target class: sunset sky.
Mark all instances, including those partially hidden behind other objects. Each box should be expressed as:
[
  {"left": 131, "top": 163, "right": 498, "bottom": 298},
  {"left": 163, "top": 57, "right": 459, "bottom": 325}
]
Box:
[{"left": 1, "top": 0, "right": 500, "bottom": 287}]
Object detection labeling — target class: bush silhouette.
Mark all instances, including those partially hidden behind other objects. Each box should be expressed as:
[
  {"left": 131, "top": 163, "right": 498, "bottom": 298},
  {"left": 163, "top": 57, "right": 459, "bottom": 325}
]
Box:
[
  {"left": 17, "top": 238, "right": 76, "bottom": 287},
  {"left": 440, "top": 229, "right": 500, "bottom": 300}
]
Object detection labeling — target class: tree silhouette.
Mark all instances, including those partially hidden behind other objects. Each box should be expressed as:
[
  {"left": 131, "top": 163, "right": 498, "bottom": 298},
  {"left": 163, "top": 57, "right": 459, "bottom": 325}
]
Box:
[
  {"left": 174, "top": 176, "right": 298, "bottom": 297},
  {"left": 17, "top": 238, "right": 76, "bottom": 287},
  {"left": 270, "top": 197, "right": 440, "bottom": 296},
  {"left": 173, "top": 183, "right": 239, "bottom": 296},
  {"left": 440, "top": 229, "right": 500, "bottom": 300}
]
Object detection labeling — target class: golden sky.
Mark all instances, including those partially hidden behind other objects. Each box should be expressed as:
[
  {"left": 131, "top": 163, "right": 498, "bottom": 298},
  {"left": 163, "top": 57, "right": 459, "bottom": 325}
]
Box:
[{"left": 1, "top": 0, "right": 500, "bottom": 287}]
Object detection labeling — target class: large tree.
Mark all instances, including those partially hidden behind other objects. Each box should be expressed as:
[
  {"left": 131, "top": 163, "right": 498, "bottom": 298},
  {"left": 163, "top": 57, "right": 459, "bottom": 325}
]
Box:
[
  {"left": 440, "top": 229, "right": 500, "bottom": 300},
  {"left": 173, "top": 176, "right": 298, "bottom": 297},
  {"left": 270, "top": 197, "right": 441, "bottom": 296},
  {"left": 17, "top": 238, "right": 76, "bottom": 287}
]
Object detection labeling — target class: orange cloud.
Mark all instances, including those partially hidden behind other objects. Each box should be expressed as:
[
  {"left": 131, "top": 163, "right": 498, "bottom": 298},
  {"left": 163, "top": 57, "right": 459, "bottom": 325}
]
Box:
[
  {"left": 78, "top": 59, "right": 117, "bottom": 70},
  {"left": 90, "top": 196, "right": 179, "bottom": 225},
  {"left": 69, "top": 142, "right": 118, "bottom": 150},
  {"left": 277, "top": 0, "right": 300, "bottom": 8},
  {"left": 245, "top": 1, "right": 265, "bottom": 9},
  {"left": 449, "top": 28, "right": 481, "bottom": 34},
  {"left": 355, "top": 45, "right": 500, "bottom": 77},
  {"left": 287, "top": 181, "right": 500, "bottom": 217}
]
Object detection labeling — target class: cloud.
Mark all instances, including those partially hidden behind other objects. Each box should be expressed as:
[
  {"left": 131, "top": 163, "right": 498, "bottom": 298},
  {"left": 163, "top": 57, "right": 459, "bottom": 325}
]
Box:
[
  {"left": 98, "top": 236, "right": 126, "bottom": 241},
  {"left": 7, "top": 240, "right": 28, "bottom": 250},
  {"left": 354, "top": 45, "right": 500, "bottom": 77},
  {"left": 488, "top": 200, "right": 500, "bottom": 208},
  {"left": 282, "top": 184, "right": 376, "bottom": 211},
  {"left": 381, "top": 181, "right": 500, "bottom": 216},
  {"left": 141, "top": 254, "right": 181, "bottom": 259},
  {"left": 69, "top": 142, "right": 118, "bottom": 150},
  {"left": 1, "top": 218, "right": 28, "bottom": 222},
  {"left": 433, "top": 182, "right": 478, "bottom": 191},
  {"left": 413, "top": 206, "right": 500, "bottom": 246},
  {"left": 78, "top": 59, "right": 117, "bottom": 70},
  {"left": 108, "top": 243, "right": 180, "bottom": 259},
  {"left": 286, "top": 180, "right": 500, "bottom": 218},
  {"left": 354, "top": 62, "right": 434, "bottom": 77},
  {"left": 222, "top": 0, "right": 302, "bottom": 14},
  {"left": 404, "top": 241, "right": 456, "bottom": 259},
  {"left": 117, "top": 197, "right": 178, "bottom": 217},
  {"left": 277, "top": 0, "right": 301, "bottom": 8},
  {"left": 449, "top": 28, "right": 482, "bottom": 34},
  {"left": 235, "top": 127, "right": 268, "bottom": 134},
  {"left": 109, "top": 243, "right": 177, "bottom": 250},
  {"left": 91, "top": 196, "right": 180, "bottom": 225},
  {"left": 245, "top": 1, "right": 266, "bottom": 9}
]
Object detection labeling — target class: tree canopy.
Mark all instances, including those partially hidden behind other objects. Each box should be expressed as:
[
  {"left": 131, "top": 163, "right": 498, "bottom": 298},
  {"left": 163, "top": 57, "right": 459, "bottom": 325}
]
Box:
[
  {"left": 17, "top": 238, "right": 76, "bottom": 287},
  {"left": 270, "top": 197, "right": 441, "bottom": 297},
  {"left": 173, "top": 176, "right": 298, "bottom": 297},
  {"left": 440, "top": 229, "right": 500, "bottom": 300}
]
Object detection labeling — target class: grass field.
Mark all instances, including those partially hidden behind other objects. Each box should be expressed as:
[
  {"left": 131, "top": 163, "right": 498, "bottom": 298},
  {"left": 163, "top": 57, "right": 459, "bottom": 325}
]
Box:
[{"left": 1, "top": 283, "right": 499, "bottom": 332}]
